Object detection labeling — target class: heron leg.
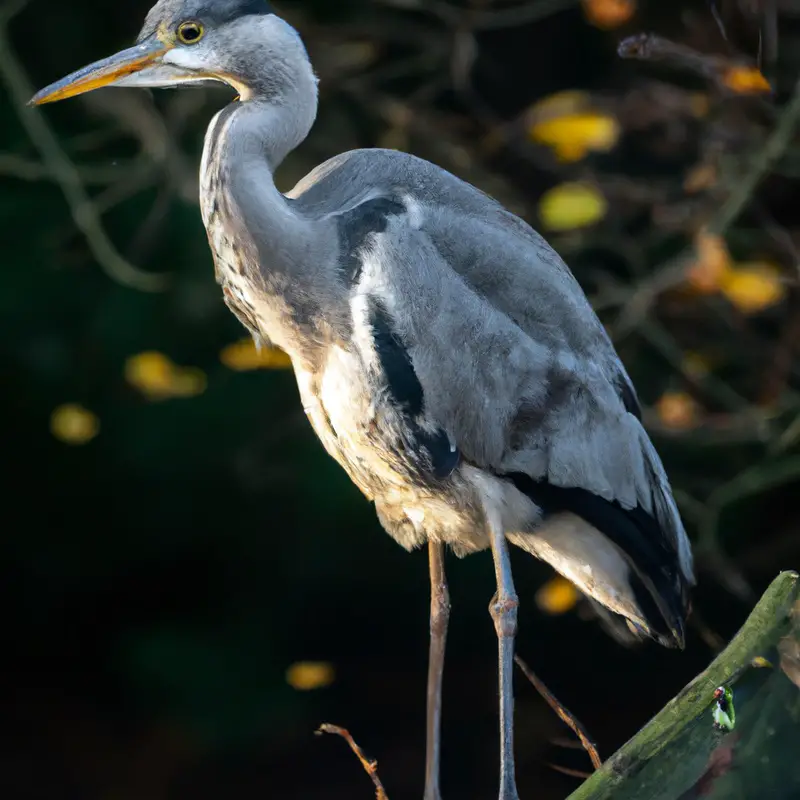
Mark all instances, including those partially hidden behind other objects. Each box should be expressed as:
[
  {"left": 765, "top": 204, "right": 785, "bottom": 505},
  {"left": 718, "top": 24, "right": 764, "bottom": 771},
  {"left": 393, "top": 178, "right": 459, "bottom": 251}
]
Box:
[
  {"left": 424, "top": 540, "right": 449, "bottom": 800},
  {"left": 488, "top": 520, "right": 520, "bottom": 800}
]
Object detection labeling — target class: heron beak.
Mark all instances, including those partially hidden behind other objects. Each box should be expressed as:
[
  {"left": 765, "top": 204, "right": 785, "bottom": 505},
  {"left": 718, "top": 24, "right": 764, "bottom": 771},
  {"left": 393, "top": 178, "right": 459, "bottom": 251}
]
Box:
[{"left": 29, "top": 38, "right": 174, "bottom": 105}]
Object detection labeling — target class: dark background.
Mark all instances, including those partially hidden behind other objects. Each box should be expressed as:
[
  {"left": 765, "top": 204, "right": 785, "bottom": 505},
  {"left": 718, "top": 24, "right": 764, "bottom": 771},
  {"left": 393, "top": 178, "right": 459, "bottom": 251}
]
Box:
[{"left": 2, "top": 0, "right": 800, "bottom": 798}]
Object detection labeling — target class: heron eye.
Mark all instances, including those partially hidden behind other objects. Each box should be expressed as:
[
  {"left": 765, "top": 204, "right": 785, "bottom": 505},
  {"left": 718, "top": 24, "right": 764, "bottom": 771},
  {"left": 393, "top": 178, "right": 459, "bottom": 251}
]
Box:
[{"left": 177, "top": 21, "right": 204, "bottom": 44}]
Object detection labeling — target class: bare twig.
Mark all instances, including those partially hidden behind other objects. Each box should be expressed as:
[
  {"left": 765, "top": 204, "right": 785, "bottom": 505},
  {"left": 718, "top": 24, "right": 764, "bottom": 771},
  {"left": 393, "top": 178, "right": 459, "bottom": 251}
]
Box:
[
  {"left": 514, "top": 654, "right": 602, "bottom": 771},
  {"left": 710, "top": 80, "right": 800, "bottom": 236},
  {"left": 699, "top": 454, "right": 800, "bottom": 557},
  {"left": 610, "top": 75, "right": 800, "bottom": 334},
  {"left": 771, "top": 410, "right": 800, "bottom": 455},
  {"left": 316, "top": 724, "right": 389, "bottom": 800},
  {"left": 708, "top": 0, "right": 730, "bottom": 44},
  {"left": 0, "top": 25, "right": 168, "bottom": 292},
  {"left": 618, "top": 33, "right": 732, "bottom": 78},
  {"left": 634, "top": 318, "right": 751, "bottom": 413},
  {"left": 81, "top": 91, "right": 198, "bottom": 203},
  {"left": 758, "top": 294, "right": 800, "bottom": 406},
  {"left": 618, "top": 32, "right": 770, "bottom": 97},
  {"left": 548, "top": 763, "right": 593, "bottom": 780},
  {"left": 0, "top": 153, "right": 142, "bottom": 184}
]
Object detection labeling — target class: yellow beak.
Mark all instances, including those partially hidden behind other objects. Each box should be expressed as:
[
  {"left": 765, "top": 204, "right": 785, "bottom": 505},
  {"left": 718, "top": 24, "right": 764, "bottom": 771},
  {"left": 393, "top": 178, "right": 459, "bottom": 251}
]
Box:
[{"left": 30, "top": 39, "right": 172, "bottom": 105}]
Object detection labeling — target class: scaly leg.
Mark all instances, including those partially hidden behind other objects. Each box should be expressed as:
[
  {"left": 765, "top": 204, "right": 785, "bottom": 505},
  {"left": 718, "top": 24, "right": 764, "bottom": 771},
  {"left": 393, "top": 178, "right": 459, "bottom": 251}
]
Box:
[
  {"left": 424, "top": 541, "right": 449, "bottom": 800},
  {"left": 488, "top": 519, "right": 520, "bottom": 800}
]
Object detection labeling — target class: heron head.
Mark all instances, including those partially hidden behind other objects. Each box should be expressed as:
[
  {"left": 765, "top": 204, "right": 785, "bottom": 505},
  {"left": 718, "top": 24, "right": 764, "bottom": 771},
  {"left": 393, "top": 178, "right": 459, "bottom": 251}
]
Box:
[{"left": 30, "top": 0, "right": 310, "bottom": 105}]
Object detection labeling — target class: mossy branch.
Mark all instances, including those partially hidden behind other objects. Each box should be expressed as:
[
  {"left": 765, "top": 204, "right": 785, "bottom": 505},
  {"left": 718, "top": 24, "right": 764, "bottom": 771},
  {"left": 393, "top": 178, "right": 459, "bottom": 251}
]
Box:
[{"left": 567, "top": 570, "right": 799, "bottom": 800}]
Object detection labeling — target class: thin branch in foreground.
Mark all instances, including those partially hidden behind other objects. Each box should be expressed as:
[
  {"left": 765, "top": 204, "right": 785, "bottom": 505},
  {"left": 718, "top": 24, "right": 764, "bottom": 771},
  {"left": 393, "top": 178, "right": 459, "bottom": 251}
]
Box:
[
  {"left": 514, "top": 654, "right": 602, "bottom": 771},
  {"left": 316, "top": 724, "right": 389, "bottom": 800},
  {"left": 547, "top": 763, "right": 593, "bottom": 780}
]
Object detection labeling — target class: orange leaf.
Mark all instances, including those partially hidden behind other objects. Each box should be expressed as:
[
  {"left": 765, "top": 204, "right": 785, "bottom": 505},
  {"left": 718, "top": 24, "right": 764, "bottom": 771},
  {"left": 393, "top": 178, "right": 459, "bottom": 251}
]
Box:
[
  {"left": 722, "top": 66, "right": 771, "bottom": 94},
  {"left": 683, "top": 163, "right": 717, "bottom": 194},
  {"left": 536, "top": 577, "right": 580, "bottom": 615},
  {"left": 582, "top": 0, "right": 636, "bottom": 30},
  {"left": 685, "top": 230, "right": 732, "bottom": 293},
  {"left": 655, "top": 392, "right": 700, "bottom": 431}
]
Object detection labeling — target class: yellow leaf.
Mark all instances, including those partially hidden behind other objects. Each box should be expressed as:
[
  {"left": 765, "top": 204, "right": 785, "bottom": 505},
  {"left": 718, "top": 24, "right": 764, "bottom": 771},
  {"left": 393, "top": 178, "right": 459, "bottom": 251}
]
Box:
[
  {"left": 530, "top": 112, "right": 620, "bottom": 162},
  {"left": 220, "top": 338, "right": 292, "bottom": 371},
  {"left": 50, "top": 403, "right": 100, "bottom": 445},
  {"left": 655, "top": 391, "right": 699, "bottom": 431},
  {"left": 536, "top": 576, "right": 580, "bottom": 615},
  {"left": 582, "top": 0, "right": 637, "bottom": 30},
  {"left": 722, "top": 66, "right": 771, "bottom": 94},
  {"left": 125, "top": 351, "right": 176, "bottom": 396},
  {"left": 286, "top": 661, "right": 336, "bottom": 691},
  {"left": 124, "top": 351, "right": 207, "bottom": 400},
  {"left": 539, "top": 182, "right": 607, "bottom": 231},
  {"left": 528, "top": 90, "right": 592, "bottom": 122},
  {"left": 750, "top": 655, "right": 773, "bottom": 669},
  {"left": 685, "top": 230, "right": 732, "bottom": 293},
  {"left": 720, "top": 262, "right": 785, "bottom": 314}
]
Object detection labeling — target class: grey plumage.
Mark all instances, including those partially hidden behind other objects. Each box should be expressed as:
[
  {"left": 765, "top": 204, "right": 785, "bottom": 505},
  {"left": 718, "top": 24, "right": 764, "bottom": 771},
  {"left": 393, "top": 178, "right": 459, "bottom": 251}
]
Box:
[
  {"left": 31, "top": 5, "right": 695, "bottom": 798},
  {"left": 284, "top": 141, "right": 693, "bottom": 641}
]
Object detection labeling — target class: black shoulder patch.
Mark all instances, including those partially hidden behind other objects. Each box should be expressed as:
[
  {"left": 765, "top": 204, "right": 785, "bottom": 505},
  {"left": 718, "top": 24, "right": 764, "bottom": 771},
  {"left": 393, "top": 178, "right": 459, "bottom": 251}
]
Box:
[
  {"left": 337, "top": 198, "right": 406, "bottom": 286},
  {"left": 367, "top": 300, "right": 459, "bottom": 481},
  {"left": 368, "top": 301, "right": 424, "bottom": 417},
  {"left": 507, "top": 473, "right": 685, "bottom": 646}
]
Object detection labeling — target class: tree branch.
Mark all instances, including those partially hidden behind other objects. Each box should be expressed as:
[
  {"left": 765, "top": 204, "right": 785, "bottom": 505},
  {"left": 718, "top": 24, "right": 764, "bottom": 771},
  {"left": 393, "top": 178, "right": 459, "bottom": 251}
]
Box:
[
  {"left": 0, "top": 22, "right": 169, "bottom": 292},
  {"left": 316, "top": 724, "right": 390, "bottom": 800}
]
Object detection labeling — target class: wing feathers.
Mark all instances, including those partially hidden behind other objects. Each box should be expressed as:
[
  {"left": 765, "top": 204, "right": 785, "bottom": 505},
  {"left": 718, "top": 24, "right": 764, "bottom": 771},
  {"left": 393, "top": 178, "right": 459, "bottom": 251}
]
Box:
[
  {"left": 336, "top": 190, "right": 692, "bottom": 644},
  {"left": 365, "top": 298, "right": 460, "bottom": 482},
  {"left": 507, "top": 473, "right": 687, "bottom": 646}
]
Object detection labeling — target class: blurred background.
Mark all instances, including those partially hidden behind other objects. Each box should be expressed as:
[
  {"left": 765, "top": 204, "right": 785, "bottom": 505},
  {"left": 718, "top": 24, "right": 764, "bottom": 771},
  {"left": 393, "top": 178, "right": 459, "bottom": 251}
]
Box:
[{"left": 2, "top": 0, "right": 800, "bottom": 797}]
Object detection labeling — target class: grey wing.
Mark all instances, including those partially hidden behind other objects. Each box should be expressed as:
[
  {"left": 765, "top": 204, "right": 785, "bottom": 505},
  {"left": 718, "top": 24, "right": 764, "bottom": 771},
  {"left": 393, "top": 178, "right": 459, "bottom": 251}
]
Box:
[{"left": 342, "top": 194, "right": 693, "bottom": 646}]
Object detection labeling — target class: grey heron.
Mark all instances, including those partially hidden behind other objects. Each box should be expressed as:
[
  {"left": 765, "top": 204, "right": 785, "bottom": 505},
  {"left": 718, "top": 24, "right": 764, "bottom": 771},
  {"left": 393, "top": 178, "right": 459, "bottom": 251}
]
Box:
[{"left": 31, "top": 2, "right": 695, "bottom": 797}]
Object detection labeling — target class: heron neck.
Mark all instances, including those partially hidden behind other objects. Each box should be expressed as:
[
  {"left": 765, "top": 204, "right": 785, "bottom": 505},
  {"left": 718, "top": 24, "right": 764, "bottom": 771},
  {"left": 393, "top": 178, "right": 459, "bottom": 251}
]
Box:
[{"left": 200, "top": 98, "right": 346, "bottom": 359}]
